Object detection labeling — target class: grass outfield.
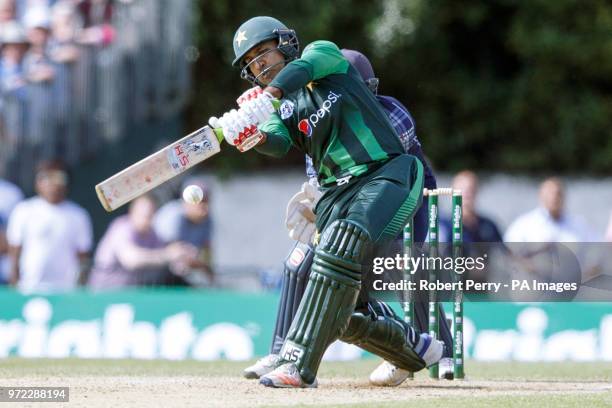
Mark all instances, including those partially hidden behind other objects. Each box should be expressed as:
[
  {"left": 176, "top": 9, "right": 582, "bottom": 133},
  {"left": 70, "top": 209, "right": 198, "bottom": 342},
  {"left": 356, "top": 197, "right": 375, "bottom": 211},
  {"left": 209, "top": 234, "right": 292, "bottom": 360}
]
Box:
[{"left": 1, "top": 359, "right": 611, "bottom": 407}]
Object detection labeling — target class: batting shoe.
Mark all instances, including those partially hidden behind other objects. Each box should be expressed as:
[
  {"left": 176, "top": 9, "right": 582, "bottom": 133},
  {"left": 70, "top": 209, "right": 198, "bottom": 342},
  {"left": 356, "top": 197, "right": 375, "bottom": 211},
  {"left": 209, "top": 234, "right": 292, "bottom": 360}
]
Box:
[
  {"left": 369, "top": 361, "right": 411, "bottom": 387},
  {"left": 438, "top": 357, "right": 454, "bottom": 380},
  {"left": 369, "top": 333, "right": 444, "bottom": 387},
  {"left": 243, "top": 354, "right": 282, "bottom": 379},
  {"left": 259, "top": 363, "right": 318, "bottom": 388}
]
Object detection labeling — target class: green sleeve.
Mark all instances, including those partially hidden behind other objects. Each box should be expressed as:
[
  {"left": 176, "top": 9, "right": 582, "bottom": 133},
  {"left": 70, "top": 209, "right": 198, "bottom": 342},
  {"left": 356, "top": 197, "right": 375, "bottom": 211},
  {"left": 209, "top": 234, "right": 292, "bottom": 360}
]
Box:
[
  {"left": 269, "top": 40, "right": 350, "bottom": 95},
  {"left": 255, "top": 113, "right": 293, "bottom": 157}
]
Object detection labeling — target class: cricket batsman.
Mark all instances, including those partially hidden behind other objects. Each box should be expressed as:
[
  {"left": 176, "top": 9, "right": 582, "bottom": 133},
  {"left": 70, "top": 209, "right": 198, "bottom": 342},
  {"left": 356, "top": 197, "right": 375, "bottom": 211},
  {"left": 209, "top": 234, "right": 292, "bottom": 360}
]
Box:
[
  {"left": 243, "top": 49, "right": 456, "bottom": 386},
  {"left": 209, "top": 16, "right": 443, "bottom": 388}
]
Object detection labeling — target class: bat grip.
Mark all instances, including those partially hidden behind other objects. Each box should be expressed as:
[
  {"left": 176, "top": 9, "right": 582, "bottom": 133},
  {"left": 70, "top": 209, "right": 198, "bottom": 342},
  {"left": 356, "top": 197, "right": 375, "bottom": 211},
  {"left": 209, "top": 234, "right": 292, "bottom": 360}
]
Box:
[{"left": 213, "top": 128, "right": 224, "bottom": 142}]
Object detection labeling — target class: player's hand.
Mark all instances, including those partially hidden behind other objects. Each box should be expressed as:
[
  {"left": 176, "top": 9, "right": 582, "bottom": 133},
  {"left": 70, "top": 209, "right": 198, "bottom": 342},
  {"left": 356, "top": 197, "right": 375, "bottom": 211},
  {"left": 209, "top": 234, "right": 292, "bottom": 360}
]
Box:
[
  {"left": 285, "top": 179, "right": 322, "bottom": 244},
  {"left": 209, "top": 109, "right": 263, "bottom": 152},
  {"left": 208, "top": 92, "right": 277, "bottom": 152},
  {"left": 236, "top": 86, "right": 263, "bottom": 106},
  {"left": 238, "top": 86, "right": 282, "bottom": 106},
  {"left": 263, "top": 86, "right": 283, "bottom": 99},
  {"left": 241, "top": 90, "right": 276, "bottom": 123}
]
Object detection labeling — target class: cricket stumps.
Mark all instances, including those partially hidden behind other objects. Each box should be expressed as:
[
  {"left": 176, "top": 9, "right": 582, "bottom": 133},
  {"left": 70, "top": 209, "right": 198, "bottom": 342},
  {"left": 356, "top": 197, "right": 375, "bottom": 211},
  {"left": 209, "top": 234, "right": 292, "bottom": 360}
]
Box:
[{"left": 402, "top": 187, "right": 465, "bottom": 380}]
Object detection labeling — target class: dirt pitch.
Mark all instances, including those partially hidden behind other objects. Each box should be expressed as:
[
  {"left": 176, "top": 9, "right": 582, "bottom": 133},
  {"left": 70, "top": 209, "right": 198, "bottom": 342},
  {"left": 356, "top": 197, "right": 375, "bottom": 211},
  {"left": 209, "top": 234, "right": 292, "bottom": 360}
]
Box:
[{"left": 1, "top": 359, "right": 611, "bottom": 407}]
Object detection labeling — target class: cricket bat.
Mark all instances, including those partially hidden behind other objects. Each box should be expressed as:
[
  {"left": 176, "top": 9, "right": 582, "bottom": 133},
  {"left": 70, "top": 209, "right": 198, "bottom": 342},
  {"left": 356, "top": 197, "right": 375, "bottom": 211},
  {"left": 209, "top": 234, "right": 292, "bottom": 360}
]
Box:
[
  {"left": 95, "top": 126, "right": 225, "bottom": 212},
  {"left": 96, "top": 99, "right": 280, "bottom": 212}
]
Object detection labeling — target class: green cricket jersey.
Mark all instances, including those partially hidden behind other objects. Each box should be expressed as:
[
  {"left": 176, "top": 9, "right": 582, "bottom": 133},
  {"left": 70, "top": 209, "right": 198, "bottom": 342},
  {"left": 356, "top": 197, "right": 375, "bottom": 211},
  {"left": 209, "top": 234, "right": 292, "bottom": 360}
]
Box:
[{"left": 257, "top": 40, "right": 405, "bottom": 187}]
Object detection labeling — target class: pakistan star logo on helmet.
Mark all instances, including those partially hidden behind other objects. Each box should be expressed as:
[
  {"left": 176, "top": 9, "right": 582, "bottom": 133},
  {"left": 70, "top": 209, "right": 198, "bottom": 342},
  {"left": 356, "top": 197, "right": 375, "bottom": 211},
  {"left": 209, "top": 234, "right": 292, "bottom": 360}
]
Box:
[{"left": 234, "top": 30, "right": 248, "bottom": 47}]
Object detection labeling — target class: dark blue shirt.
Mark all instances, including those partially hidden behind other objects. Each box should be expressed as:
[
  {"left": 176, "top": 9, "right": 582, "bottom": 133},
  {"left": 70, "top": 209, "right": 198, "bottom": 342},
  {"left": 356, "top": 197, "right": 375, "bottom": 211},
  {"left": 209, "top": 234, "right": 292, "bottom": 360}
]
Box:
[{"left": 441, "top": 215, "right": 503, "bottom": 243}]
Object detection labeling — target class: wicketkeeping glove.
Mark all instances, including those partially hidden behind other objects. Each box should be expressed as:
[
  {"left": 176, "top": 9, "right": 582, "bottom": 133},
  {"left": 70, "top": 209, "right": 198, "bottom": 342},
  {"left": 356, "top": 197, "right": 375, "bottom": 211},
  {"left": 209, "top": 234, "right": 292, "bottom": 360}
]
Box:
[{"left": 285, "top": 179, "right": 322, "bottom": 244}]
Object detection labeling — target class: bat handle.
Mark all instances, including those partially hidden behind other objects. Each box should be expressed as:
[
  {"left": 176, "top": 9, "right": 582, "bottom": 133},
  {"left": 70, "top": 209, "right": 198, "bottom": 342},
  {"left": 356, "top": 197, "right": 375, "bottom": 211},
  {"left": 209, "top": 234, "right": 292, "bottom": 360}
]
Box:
[{"left": 213, "top": 128, "right": 224, "bottom": 142}]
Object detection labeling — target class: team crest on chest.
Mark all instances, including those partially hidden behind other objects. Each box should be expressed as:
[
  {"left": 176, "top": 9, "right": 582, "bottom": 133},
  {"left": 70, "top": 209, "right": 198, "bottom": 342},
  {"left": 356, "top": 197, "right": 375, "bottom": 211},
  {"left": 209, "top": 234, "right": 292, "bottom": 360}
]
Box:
[{"left": 279, "top": 100, "right": 295, "bottom": 119}]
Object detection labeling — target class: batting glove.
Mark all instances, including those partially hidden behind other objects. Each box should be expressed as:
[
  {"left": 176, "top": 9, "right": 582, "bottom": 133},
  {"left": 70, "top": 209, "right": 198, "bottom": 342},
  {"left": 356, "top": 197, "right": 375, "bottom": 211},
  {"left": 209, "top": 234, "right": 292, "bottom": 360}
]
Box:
[
  {"left": 241, "top": 91, "right": 276, "bottom": 123},
  {"left": 236, "top": 86, "right": 263, "bottom": 106},
  {"left": 208, "top": 109, "right": 257, "bottom": 152},
  {"left": 209, "top": 92, "right": 277, "bottom": 152}
]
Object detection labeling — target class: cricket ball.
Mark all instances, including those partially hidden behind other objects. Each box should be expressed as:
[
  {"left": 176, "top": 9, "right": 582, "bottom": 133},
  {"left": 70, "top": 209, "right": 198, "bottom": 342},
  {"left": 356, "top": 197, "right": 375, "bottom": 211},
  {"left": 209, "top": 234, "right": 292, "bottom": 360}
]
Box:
[{"left": 182, "top": 184, "right": 204, "bottom": 204}]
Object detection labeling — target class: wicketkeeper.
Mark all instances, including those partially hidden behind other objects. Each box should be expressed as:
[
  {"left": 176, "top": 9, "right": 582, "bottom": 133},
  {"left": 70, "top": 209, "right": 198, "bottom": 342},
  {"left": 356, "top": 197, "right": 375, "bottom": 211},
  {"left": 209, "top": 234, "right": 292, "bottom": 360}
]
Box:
[{"left": 210, "top": 16, "right": 444, "bottom": 388}]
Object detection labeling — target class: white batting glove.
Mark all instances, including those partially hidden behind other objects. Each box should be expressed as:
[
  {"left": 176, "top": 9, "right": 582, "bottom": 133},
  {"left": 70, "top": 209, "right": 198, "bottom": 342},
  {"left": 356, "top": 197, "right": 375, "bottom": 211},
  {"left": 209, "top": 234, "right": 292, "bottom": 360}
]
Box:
[
  {"left": 208, "top": 92, "right": 276, "bottom": 152},
  {"left": 208, "top": 109, "right": 260, "bottom": 152},
  {"left": 236, "top": 86, "right": 263, "bottom": 106},
  {"left": 241, "top": 91, "right": 276, "bottom": 123},
  {"left": 237, "top": 87, "right": 276, "bottom": 124},
  {"left": 285, "top": 179, "right": 322, "bottom": 244}
]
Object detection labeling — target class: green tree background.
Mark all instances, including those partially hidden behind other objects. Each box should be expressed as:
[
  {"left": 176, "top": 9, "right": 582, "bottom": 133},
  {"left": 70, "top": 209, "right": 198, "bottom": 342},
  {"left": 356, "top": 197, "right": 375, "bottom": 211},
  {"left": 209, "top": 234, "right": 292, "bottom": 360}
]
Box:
[{"left": 189, "top": 0, "right": 612, "bottom": 175}]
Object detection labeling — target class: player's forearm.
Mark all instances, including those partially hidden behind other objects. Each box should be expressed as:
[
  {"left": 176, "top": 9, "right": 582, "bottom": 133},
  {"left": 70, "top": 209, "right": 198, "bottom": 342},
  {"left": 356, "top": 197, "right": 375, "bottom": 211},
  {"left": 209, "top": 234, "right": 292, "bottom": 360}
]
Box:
[
  {"left": 256, "top": 114, "right": 293, "bottom": 157},
  {"left": 255, "top": 132, "right": 292, "bottom": 157},
  {"left": 268, "top": 63, "right": 312, "bottom": 96}
]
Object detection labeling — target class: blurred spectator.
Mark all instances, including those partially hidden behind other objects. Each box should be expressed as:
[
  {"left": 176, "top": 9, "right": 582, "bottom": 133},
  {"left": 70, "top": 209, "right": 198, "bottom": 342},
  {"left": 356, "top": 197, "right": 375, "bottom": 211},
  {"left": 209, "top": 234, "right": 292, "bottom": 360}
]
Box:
[
  {"left": 47, "top": 1, "right": 80, "bottom": 161},
  {"left": 89, "top": 194, "right": 198, "bottom": 289},
  {"left": 0, "top": 20, "right": 28, "bottom": 160},
  {"left": 76, "top": 0, "right": 115, "bottom": 47},
  {"left": 0, "top": 0, "right": 16, "bottom": 22},
  {"left": 22, "top": 6, "right": 55, "bottom": 83},
  {"left": 22, "top": 6, "right": 55, "bottom": 159},
  {"left": 0, "top": 176, "right": 23, "bottom": 221},
  {"left": 0, "top": 0, "right": 192, "bottom": 188},
  {"left": 48, "top": 1, "right": 80, "bottom": 64},
  {"left": 437, "top": 171, "right": 503, "bottom": 287},
  {"left": 504, "top": 177, "right": 594, "bottom": 242},
  {"left": 503, "top": 178, "right": 598, "bottom": 292},
  {"left": 154, "top": 177, "right": 215, "bottom": 286},
  {"left": 0, "top": 20, "right": 29, "bottom": 94},
  {"left": 0, "top": 177, "right": 23, "bottom": 284},
  {"left": 441, "top": 170, "right": 503, "bottom": 243},
  {"left": 6, "top": 160, "right": 92, "bottom": 292}
]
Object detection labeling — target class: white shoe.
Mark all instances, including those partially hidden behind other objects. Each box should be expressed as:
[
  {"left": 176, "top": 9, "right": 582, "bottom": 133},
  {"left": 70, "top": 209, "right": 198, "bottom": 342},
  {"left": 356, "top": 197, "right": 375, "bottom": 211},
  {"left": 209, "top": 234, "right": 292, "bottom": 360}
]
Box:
[
  {"left": 369, "top": 333, "right": 444, "bottom": 387},
  {"left": 417, "top": 333, "right": 444, "bottom": 368},
  {"left": 438, "top": 357, "right": 454, "bottom": 380},
  {"left": 369, "top": 361, "right": 411, "bottom": 387},
  {"left": 243, "top": 354, "right": 282, "bottom": 379},
  {"left": 259, "top": 363, "right": 318, "bottom": 388}
]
